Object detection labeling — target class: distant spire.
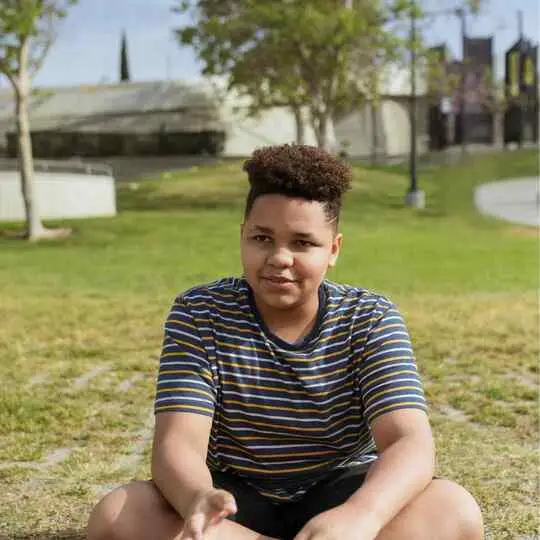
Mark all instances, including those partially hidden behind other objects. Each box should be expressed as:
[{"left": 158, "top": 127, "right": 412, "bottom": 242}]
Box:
[{"left": 120, "top": 31, "right": 131, "bottom": 83}]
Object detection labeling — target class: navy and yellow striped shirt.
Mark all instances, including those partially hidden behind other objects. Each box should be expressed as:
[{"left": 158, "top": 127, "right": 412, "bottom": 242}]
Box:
[{"left": 154, "top": 277, "right": 427, "bottom": 502}]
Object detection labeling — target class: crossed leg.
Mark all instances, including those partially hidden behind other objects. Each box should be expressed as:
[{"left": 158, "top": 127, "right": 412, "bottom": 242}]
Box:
[
  {"left": 87, "top": 478, "right": 483, "bottom": 540},
  {"left": 87, "top": 481, "right": 273, "bottom": 540},
  {"left": 376, "top": 478, "right": 483, "bottom": 540}
]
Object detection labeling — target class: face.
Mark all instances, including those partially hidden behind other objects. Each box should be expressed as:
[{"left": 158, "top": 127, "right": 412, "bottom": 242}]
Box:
[{"left": 240, "top": 194, "right": 342, "bottom": 312}]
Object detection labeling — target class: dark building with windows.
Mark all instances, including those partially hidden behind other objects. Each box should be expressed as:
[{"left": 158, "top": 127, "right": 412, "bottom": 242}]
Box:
[
  {"left": 426, "top": 38, "right": 496, "bottom": 148},
  {"left": 0, "top": 81, "right": 226, "bottom": 159},
  {"left": 504, "top": 38, "right": 539, "bottom": 144},
  {"left": 459, "top": 36, "right": 495, "bottom": 145}
]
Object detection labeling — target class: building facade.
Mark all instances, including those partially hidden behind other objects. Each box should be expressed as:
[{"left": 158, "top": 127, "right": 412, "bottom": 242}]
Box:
[{"left": 0, "top": 73, "right": 428, "bottom": 161}]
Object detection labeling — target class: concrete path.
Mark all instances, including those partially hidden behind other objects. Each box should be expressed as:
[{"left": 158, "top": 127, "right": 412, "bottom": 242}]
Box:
[{"left": 474, "top": 177, "right": 540, "bottom": 227}]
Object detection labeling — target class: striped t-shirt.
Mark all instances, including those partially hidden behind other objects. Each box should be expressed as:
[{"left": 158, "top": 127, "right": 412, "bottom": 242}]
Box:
[{"left": 154, "top": 277, "right": 427, "bottom": 502}]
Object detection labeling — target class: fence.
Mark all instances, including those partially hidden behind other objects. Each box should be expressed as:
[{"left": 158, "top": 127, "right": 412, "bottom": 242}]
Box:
[{"left": 0, "top": 158, "right": 113, "bottom": 177}]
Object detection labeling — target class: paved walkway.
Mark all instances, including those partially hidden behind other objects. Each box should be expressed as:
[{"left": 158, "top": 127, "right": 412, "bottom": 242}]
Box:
[{"left": 474, "top": 177, "right": 540, "bottom": 227}]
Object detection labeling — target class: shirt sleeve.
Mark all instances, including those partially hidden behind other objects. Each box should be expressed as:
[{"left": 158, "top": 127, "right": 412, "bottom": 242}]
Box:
[
  {"left": 356, "top": 301, "right": 427, "bottom": 426},
  {"left": 154, "top": 297, "right": 216, "bottom": 417}
]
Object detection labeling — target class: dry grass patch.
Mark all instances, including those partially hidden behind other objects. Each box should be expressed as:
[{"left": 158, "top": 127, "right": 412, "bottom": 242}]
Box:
[
  {"left": 0, "top": 150, "right": 537, "bottom": 538},
  {"left": 0, "top": 290, "right": 537, "bottom": 537}
]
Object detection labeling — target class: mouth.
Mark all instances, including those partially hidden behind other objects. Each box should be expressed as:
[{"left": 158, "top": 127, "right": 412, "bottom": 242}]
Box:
[{"left": 261, "top": 276, "right": 296, "bottom": 285}]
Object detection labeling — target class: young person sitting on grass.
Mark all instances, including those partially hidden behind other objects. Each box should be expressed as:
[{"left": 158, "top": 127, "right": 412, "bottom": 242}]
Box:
[{"left": 87, "top": 144, "right": 483, "bottom": 540}]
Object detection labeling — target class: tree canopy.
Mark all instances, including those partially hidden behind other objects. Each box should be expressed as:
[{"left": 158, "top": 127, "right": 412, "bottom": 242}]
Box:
[{"left": 175, "top": 0, "right": 412, "bottom": 148}]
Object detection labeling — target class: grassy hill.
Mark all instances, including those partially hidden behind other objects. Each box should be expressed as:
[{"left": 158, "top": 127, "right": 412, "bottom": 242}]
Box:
[{"left": 0, "top": 149, "right": 537, "bottom": 538}]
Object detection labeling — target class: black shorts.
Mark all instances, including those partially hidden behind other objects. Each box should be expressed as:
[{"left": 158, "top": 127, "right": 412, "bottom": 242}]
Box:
[{"left": 212, "top": 465, "right": 371, "bottom": 539}]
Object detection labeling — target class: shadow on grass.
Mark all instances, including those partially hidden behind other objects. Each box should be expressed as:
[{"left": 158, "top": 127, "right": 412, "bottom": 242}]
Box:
[
  {"left": 117, "top": 184, "right": 243, "bottom": 213},
  {"left": 345, "top": 189, "right": 448, "bottom": 221},
  {"left": 10, "top": 530, "right": 85, "bottom": 540},
  {"left": 0, "top": 227, "right": 81, "bottom": 247}
]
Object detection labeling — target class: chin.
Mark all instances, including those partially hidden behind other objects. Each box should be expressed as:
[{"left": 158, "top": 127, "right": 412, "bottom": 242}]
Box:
[
  {"left": 264, "top": 294, "right": 299, "bottom": 310},
  {"left": 253, "top": 287, "right": 299, "bottom": 309}
]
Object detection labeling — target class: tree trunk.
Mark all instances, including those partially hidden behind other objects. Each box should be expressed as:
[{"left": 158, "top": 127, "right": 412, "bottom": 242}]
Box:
[
  {"left": 370, "top": 101, "right": 379, "bottom": 165},
  {"left": 292, "top": 105, "right": 305, "bottom": 145},
  {"left": 312, "top": 111, "right": 331, "bottom": 150},
  {"left": 16, "top": 38, "right": 44, "bottom": 241},
  {"left": 493, "top": 108, "right": 505, "bottom": 149}
]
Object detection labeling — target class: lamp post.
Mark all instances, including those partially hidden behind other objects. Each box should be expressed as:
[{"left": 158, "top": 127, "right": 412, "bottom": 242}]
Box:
[
  {"left": 517, "top": 9, "right": 524, "bottom": 148},
  {"left": 405, "top": 0, "right": 425, "bottom": 209},
  {"left": 455, "top": 7, "right": 468, "bottom": 155},
  {"left": 405, "top": 2, "right": 477, "bottom": 207}
]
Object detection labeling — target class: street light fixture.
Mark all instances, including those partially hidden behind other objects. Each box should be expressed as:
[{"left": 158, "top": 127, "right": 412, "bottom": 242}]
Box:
[
  {"left": 405, "top": 3, "right": 471, "bottom": 208},
  {"left": 405, "top": 1, "right": 425, "bottom": 209}
]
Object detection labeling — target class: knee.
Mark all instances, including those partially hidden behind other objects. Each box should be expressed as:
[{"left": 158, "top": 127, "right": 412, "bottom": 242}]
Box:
[
  {"left": 86, "top": 485, "right": 134, "bottom": 540},
  {"left": 440, "top": 480, "right": 484, "bottom": 540},
  {"left": 87, "top": 480, "right": 183, "bottom": 540}
]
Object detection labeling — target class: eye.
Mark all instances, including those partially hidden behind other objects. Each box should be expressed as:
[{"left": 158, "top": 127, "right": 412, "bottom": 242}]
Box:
[
  {"left": 295, "top": 239, "right": 315, "bottom": 247},
  {"left": 252, "top": 235, "right": 272, "bottom": 243}
]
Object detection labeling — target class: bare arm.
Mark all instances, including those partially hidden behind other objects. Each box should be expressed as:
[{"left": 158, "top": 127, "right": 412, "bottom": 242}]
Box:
[
  {"left": 152, "top": 411, "right": 277, "bottom": 540},
  {"left": 346, "top": 301, "right": 434, "bottom": 530},
  {"left": 152, "top": 298, "right": 276, "bottom": 539},
  {"left": 151, "top": 411, "right": 214, "bottom": 518},
  {"left": 346, "top": 408, "right": 435, "bottom": 530}
]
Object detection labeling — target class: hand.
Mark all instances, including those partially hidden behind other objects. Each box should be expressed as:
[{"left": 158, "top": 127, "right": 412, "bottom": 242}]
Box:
[
  {"left": 293, "top": 502, "right": 381, "bottom": 540},
  {"left": 180, "top": 488, "right": 237, "bottom": 540}
]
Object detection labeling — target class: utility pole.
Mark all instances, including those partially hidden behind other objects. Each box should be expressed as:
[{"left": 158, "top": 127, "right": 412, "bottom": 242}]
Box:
[
  {"left": 456, "top": 8, "right": 467, "bottom": 154},
  {"left": 517, "top": 9, "right": 524, "bottom": 148},
  {"left": 405, "top": 0, "right": 425, "bottom": 209}
]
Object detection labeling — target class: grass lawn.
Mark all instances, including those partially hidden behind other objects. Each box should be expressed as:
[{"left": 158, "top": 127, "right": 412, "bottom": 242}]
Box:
[{"left": 0, "top": 149, "right": 538, "bottom": 539}]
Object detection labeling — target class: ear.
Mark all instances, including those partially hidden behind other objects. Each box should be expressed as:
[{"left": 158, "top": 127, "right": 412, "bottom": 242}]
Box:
[
  {"left": 328, "top": 233, "right": 343, "bottom": 268},
  {"left": 240, "top": 223, "right": 244, "bottom": 237}
]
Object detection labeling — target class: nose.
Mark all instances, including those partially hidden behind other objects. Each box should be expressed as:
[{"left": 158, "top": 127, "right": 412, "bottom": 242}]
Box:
[{"left": 267, "top": 246, "right": 294, "bottom": 268}]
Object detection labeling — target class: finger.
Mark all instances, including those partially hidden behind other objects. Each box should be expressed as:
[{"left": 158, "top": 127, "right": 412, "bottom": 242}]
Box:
[
  {"left": 206, "top": 491, "right": 237, "bottom": 522},
  {"left": 179, "top": 521, "right": 195, "bottom": 540},
  {"left": 208, "top": 512, "right": 227, "bottom": 526},
  {"left": 206, "top": 506, "right": 237, "bottom": 530},
  {"left": 179, "top": 530, "right": 196, "bottom": 540},
  {"left": 182, "top": 511, "right": 206, "bottom": 540},
  {"left": 208, "top": 489, "right": 237, "bottom": 513},
  {"left": 179, "top": 526, "right": 195, "bottom": 540}
]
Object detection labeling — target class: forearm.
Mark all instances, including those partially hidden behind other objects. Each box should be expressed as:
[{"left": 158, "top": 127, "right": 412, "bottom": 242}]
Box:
[
  {"left": 151, "top": 438, "right": 213, "bottom": 518},
  {"left": 152, "top": 447, "right": 278, "bottom": 540},
  {"left": 346, "top": 434, "right": 435, "bottom": 531}
]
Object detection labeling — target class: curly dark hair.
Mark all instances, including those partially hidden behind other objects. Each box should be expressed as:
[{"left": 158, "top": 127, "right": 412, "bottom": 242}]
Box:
[{"left": 243, "top": 144, "right": 352, "bottom": 226}]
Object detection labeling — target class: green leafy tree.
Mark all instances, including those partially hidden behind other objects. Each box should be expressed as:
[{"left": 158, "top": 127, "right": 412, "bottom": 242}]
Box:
[
  {"left": 175, "top": 0, "right": 410, "bottom": 149},
  {"left": 0, "top": 0, "right": 77, "bottom": 241}
]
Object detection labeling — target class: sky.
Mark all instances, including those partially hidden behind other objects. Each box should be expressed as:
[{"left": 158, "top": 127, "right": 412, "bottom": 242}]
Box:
[{"left": 2, "top": 0, "right": 538, "bottom": 89}]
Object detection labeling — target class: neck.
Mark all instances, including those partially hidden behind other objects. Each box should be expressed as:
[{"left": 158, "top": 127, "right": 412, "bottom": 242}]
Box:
[{"left": 255, "top": 289, "right": 321, "bottom": 344}]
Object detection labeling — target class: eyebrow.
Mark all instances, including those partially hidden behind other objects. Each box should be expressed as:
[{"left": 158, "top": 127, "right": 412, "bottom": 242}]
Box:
[{"left": 250, "top": 225, "right": 318, "bottom": 240}]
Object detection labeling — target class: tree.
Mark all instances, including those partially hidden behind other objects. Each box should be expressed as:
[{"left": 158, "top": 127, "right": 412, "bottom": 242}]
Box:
[
  {"left": 0, "top": 0, "right": 77, "bottom": 241},
  {"left": 120, "top": 30, "right": 130, "bottom": 83},
  {"left": 175, "top": 0, "right": 410, "bottom": 150}
]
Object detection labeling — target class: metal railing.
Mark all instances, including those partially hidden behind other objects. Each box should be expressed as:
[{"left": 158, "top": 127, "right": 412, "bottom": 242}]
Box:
[{"left": 0, "top": 157, "right": 113, "bottom": 176}]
